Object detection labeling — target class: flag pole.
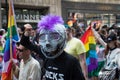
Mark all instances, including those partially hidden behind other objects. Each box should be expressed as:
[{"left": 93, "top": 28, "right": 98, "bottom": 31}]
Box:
[
  {"left": 8, "top": 0, "right": 13, "bottom": 79},
  {"left": 1, "top": 0, "right": 19, "bottom": 79},
  {"left": 9, "top": 0, "right": 12, "bottom": 60}
]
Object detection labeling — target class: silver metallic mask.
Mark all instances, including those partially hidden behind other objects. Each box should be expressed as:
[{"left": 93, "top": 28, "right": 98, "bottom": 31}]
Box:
[{"left": 39, "top": 24, "right": 66, "bottom": 59}]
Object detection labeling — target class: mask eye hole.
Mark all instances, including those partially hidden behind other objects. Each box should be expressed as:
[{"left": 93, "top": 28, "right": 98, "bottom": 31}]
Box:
[
  {"left": 39, "top": 33, "right": 46, "bottom": 40},
  {"left": 39, "top": 32, "right": 61, "bottom": 41},
  {"left": 50, "top": 33, "right": 60, "bottom": 40}
]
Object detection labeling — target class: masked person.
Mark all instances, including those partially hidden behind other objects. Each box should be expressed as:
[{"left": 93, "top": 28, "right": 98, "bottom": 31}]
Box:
[{"left": 20, "top": 14, "right": 85, "bottom": 80}]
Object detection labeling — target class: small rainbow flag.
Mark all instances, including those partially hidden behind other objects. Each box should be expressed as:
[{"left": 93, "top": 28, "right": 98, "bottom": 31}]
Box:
[
  {"left": 1, "top": 0, "right": 19, "bottom": 80},
  {"left": 81, "top": 26, "right": 98, "bottom": 77}
]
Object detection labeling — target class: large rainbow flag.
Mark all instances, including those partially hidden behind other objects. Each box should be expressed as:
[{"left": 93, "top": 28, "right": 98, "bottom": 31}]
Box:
[
  {"left": 1, "top": 0, "right": 19, "bottom": 80},
  {"left": 81, "top": 26, "right": 98, "bottom": 77}
]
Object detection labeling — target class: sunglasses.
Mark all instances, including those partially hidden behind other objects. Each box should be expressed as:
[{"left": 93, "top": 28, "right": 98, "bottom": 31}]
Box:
[{"left": 17, "top": 48, "right": 27, "bottom": 52}]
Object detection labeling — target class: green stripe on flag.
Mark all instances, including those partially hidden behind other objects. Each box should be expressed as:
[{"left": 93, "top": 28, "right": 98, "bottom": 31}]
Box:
[
  {"left": 7, "top": 25, "right": 17, "bottom": 38},
  {"left": 89, "top": 44, "right": 96, "bottom": 50}
]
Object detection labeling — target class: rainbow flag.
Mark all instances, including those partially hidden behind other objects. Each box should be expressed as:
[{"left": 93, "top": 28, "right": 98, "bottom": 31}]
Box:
[
  {"left": 2, "top": 0, "right": 19, "bottom": 80},
  {"left": 81, "top": 26, "right": 98, "bottom": 77}
]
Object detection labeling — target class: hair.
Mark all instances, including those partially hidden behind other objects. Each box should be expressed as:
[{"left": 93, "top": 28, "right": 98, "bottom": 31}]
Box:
[
  {"left": 104, "top": 40, "right": 119, "bottom": 56},
  {"left": 66, "top": 27, "right": 76, "bottom": 36},
  {"left": 37, "top": 14, "right": 64, "bottom": 32},
  {"left": 75, "top": 32, "right": 81, "bottom": 38},
  {"left": 0, "top": 29, "right": 6, "bottom": 35},
  {"left": 98, "top": 29, "right": 107, "bottom": 42}
]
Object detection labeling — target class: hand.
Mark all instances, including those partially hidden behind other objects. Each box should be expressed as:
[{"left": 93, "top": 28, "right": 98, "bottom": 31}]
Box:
[
  {"left": 11, "top": 60, "right": 19, "bottom": 78},
  {"left": 24, "top": 24, "right": 32, "bottom": 36},
  {"left": 84, "top": 75, "right": 88, "bottom": 80},
  {"left": 11, "top": 60, "right": 17, "bottom": 72}
]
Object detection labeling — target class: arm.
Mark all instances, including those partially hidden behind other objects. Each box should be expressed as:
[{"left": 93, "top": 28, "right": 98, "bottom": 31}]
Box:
[
  {"left": 76, "top": 40, "right": 88, "bottom": 80},
  {"left": 20, "top": 27, "right": 45, "bottom": 60},
  {"left": 13, "top": 64, "right": 19, "bottom": 79},
  {"left": 79, "top": 53, "right": 88, "bottom": 80},
  {"left": 20, "top": 34, "right": 39, "bottom": 52},
  {"left": 72, "top": 58, "right": 85, "bottom": 80},
  {"left": 20, "top": 34, "right": 45, "bottom": 60},
  {"left": 92, "top": 28, "right": 107, "bottom": 47},
  {"left": 20, "top": 24, "right": 40, "bottom": 53}
]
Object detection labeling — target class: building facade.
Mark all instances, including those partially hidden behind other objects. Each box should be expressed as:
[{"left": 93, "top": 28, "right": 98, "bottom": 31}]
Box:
[
  {"left": 62, "top": 0, "right": 120, "bottom": 27},
  {"left": 0, "top": 0, "right": 61, "bottom": 29},
  {"left": 1, "top": 0, "right": 120, "bottom": 29}
]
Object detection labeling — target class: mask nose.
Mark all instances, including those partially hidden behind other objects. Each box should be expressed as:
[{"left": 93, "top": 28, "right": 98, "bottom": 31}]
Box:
[
  {"left": 46, "top": 43, "right": 51, "bottom": 48},
  {"left": 45, "top": 35, "right": 51, "bottom": 48}
]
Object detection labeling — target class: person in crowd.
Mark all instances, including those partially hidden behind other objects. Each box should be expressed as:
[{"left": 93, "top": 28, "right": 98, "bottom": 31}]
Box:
[
  {"left": 98, "top": 29, "right": 108, "bottom": 43},
  {"left": 0, "top": 53, "right": 3, "bottom": 80},
  {"left": 96, "top": 32, "right": 120, "bottom": 80},
  {"left": 20, "top": 14, "right": 85, "bottom": 80},
  {"left": 0, "top": 29, "right": 6, "bottom": 36},
  {"left": 16, "top": 42, "right": 21, "bottom": 64},
  {"left": 0, "top": 29, "right": 6, "bottom": 48},
  {"left": 91, "top": 38, "right": 105, "bottom": 80},
  {"left": 29, "top": 27, "right": 37, "bottom": 43},
  {"left": 64, "top": 27, "right": 88, "bottom": 80},
  {"left": 13, "top": 43, "right": 41, "bottom": 80},
  {"left": 17, "top": 27, "right": 23, "bottom": 39},
  {"left": 75, "top": 32, "right": 82, "bottom": 39},
  {"left": 108, "top": 24, "right": 120, "bottom": 41},
  {"left": 92, "top": 27, "right": 107, "bottom": 80},
  {"left": 23, "top": 24, "right": 43, "bottom": 65},
  {"left": 0, "top": 36, "right": 4, "bottom": 53}
]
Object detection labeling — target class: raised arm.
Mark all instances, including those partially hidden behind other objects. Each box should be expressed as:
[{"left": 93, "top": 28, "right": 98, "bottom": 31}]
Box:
[
  {"left": 92, "top": 28, "right": 107, "bottom": 48},
  {"left": 20, "top": 24, "right": 45, "bottom": 59}
]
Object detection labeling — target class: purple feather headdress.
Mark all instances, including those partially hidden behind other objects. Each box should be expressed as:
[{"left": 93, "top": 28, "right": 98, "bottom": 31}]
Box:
[{"left": 37, "top": 14, "right": 64, "bottom": 31}]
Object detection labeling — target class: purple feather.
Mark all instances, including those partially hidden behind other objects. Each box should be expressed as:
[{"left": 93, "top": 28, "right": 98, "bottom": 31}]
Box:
[{"left": 37, "top": 14, "right": 64, "bottom": 31}]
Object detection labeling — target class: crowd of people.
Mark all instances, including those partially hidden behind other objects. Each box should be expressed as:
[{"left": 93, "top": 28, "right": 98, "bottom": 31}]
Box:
[{"left": 0, "top": 14, "right": 120, "bottom": 80}]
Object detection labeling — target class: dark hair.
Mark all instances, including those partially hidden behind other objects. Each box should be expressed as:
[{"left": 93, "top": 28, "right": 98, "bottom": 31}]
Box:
[
  {"left": 66, "top": 27, "right": 76, "bottom": 36},
  {"left": 104, "top": 39, "right": 119, "bottom": 56},
  {"left": 75, "top": 32, "right": 81, "bottom": 38},
  {"left": 16, "top": 42, "right": 20, "bottom": 46},
  {"left": 102, "top": 25, "right": 108, "bottom": 29}
]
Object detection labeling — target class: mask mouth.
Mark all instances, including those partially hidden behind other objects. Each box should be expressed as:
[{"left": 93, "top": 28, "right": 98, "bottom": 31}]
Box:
[
  {"left": 44, "top": 44, "right": 56, "bottom": 53},
  {"left": 41, "top": 47, "right": 61, "bottom": 59},
  {"left": 45, "top": 48, "right": 55, "bottom": 53},
  {"left": 44, "top": 51, "right": 54, "bottom": 56},
  {"left": 41, "top": 39, "right": 66, "bottom": 59}
]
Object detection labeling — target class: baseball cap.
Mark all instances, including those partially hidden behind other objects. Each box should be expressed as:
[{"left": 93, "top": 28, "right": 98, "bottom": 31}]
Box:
[{"left": 107, "top": 33, "right": 117, "bottom": 43}]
